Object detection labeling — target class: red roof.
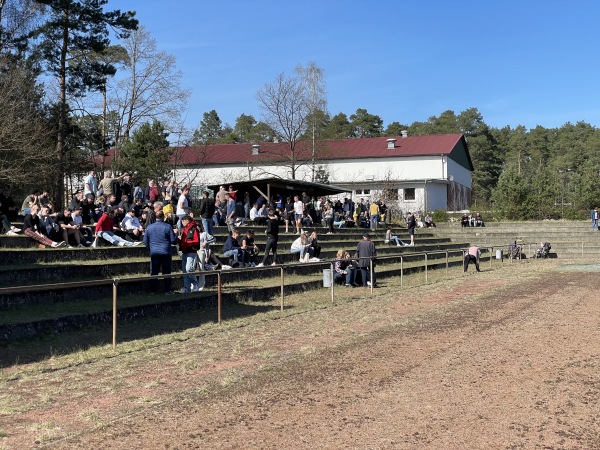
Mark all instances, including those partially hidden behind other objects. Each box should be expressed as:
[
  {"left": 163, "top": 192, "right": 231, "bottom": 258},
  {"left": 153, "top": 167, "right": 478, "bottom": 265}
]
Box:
[{"left": 104, "top": 133, "right": 470, "bottom": 168}]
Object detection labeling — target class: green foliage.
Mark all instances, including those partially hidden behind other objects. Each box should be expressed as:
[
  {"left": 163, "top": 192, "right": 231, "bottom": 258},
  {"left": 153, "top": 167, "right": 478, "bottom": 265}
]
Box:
[
  {"left": 30, "top": 0, "right": 137, "bottom": 96},
  {"left": 492, "top": 166, "right": 527, "bottom": 220},
  {"left": 26, "top": 0, "right": 137, "bottom": 207},
  {"left": 322, "top": 112, "right": 352, "bottom": 139},
  {"left": 0, "top": 59, "right": 56, "bottom": 189},
  {"left": 232, "top": 113, "right": 276, "bottom": 143},
  {"left": 523, "top": 166, "right": 560, "bottom": 219},
  {"left": 349, "top": 108, "right": 383, "bottom": 138},
  {"left": 431, "top": 209, "right": 449, "bottom": 223},
  {"left": 113, "top": 121, "right": 172, "bottom": 184},
  {"left": 385, "top": 121, "right": 408, "bottom": 136},
  {"left": 192, "top": 109, "right": 225, "bottom": 145}
]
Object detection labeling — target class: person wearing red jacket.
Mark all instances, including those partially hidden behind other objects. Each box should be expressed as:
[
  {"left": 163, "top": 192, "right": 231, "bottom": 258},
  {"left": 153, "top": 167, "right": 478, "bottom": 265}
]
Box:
[
  {"left": 95, "top": 207, "right": 139, "bottom": 247},
  {"left": 178, "top": 215, "right": 201, "bottom": 293}
]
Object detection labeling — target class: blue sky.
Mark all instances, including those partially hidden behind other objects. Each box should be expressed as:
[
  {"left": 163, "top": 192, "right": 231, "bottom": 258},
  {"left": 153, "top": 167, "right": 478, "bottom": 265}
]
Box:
[{"left": 108, "top": 0, "right": 600, "bottom": 132}]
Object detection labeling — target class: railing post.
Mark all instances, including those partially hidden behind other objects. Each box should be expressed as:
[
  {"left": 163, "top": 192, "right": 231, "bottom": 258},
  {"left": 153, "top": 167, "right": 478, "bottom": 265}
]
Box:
[
  {"left": 217, "top": 272, "right": 222, "bottom": 325},
  {"left": 280, "top": 267, "right": 285, "bottom": 312},
  {"left": 490, "top": 247, "right": 493, "bottom": 269},
  {"left": 400, "top": 256, "right": 403, "bottom": 286},
  {"left": 330, "top": 262, "right": 335, "bottom": 303},
  {"left": 520, "top": 244, "right": 524, "bottom": 263},
  {"left": 369, "top": 258, "right": 374, "bottom": 294},
  {"left": 445, "top": 250, "right": 449, "bottom": 279},
  {"left": 112, "top": 278, "right": 119, "bottom": 349}
]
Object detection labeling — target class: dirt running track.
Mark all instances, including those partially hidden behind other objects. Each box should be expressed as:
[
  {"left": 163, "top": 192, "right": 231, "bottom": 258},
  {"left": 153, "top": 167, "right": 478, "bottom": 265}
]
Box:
[{"left": 4, "top": 262, "right": 600, "bottom": 449}]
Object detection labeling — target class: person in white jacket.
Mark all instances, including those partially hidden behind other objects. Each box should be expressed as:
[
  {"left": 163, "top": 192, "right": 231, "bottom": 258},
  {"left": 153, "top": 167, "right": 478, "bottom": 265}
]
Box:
[{"left": 290, "top": 232, "right": 314, "bottom": 262}]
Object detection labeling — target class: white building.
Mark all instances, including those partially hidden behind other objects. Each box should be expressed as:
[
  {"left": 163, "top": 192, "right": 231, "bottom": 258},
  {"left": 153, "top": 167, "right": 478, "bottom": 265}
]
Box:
[{"left": 168, "top": 133, "right": 473, "bottom": 212}]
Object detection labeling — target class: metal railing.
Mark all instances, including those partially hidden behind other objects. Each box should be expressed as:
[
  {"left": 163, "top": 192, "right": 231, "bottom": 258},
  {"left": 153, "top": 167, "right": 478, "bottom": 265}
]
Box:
[{"left": 1, "top": 243, "right": 554, "bottom": 348}]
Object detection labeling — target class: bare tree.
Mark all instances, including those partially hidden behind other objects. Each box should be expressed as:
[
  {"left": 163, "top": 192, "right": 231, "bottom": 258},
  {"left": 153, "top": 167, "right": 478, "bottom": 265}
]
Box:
[
  {"left": 256, "top": 71, "right": 311, "bottom": 179},
  {"left": 295, "top": 62, "right": 327, "bottom": 181},
  {"left": 108, "top": 25, "right": 191, "bottom": 147},
  {"left": 0, "top": 0, "right": 44, "bottom": 53},
  {"left": 0, "top": 60, "right": 56, "bottom": 187},
  {"left": 171, "top": 143, "right": 208, "bottom": 187}
]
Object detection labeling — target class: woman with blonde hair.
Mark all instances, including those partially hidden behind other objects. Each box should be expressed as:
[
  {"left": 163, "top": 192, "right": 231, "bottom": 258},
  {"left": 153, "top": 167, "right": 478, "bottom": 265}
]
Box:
[
  {"left": 333, "top": 248, "right": 357, "bottom": 287},
  {"left": 290, "top": 231, "right": 314, "bottom": 262}
]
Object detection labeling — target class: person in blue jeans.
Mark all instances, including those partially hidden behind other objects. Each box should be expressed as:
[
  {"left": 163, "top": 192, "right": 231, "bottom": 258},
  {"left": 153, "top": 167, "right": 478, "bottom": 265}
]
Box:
[
  {"left": 355, "top": 233, "right": 377, "bottom": 287},
  {"left": 199, "top": 190, "right": 215, "bottom": 237},
  {"left": 223, "top": 229, "right": 245, "bottom": 267},
  {"left": 143, "top": 211, "right": 178, "bottom": 294},
  {"left": 592, "top": 207, "right": 599, "bottom": 231},
  {"left": 177, "top": 215, "right": 202, "bottom": 293},
  {"left": 334, "top": 249, "right": 358, "bottom": 287}
]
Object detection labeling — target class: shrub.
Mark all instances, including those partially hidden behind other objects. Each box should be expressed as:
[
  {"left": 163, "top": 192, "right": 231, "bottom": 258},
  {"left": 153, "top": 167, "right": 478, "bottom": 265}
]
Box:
[{"left": 432, "top": 209, "right": 449, "bottom": 223}]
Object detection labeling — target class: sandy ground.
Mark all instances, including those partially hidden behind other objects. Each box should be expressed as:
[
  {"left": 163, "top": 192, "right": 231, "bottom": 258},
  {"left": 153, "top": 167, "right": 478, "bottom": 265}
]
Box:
[{"left": 2, "top": 260, "right": 600, "bottom": 449}]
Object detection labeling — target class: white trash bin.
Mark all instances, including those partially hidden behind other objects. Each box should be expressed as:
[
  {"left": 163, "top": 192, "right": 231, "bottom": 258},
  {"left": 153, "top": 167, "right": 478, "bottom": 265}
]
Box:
[
  {"left": 496, "top": 249, "right": 503, "bottom": 260},
  {"left": 323, "top": 269, "right": 332, "bottom": 288}
]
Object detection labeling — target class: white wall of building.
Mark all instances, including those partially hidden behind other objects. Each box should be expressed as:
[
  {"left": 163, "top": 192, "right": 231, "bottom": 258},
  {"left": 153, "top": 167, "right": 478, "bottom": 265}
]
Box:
[
  {"left": 173, "top": 153, "right": 471, "bottom": 212},
  {"left": 178, "top": 155, "right": 469, "bottom": 187}
]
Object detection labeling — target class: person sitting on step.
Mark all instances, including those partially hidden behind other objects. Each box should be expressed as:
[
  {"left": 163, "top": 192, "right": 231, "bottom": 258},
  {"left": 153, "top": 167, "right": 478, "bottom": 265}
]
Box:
[
  {"left": 223, "top": 228, "right": 245, "bottom": 267},
  {"left": 290, "top": 231, "right": 314, "bottom": 262},
  {"left": 334, "top": 248, "right": 358, "bottom": 287},
  {"left": 385, "top": 225, "right": 407, "bottom": 246}
]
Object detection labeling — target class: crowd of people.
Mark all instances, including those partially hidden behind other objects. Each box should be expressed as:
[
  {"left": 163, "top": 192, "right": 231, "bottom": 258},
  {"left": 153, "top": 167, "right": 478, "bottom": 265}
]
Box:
[
  {"left": 1, "top": 174, "right": 454, "bottom": 293},
  {"left": 461, "top": 212, "right": 485, "bottom": 227}
]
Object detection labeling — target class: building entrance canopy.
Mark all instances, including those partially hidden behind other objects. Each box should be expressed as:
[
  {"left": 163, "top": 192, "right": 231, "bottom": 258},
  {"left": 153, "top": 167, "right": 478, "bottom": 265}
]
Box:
[{"left": 207, "top": 177, "right": 349, "bottom": 202}]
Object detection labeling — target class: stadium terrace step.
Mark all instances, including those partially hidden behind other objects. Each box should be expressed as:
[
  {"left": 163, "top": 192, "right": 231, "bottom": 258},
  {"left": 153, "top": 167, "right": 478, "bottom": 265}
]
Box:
[
  {"left": 429, "top": 221, "right": 600, "bottom": 257},
  {"left": 0, "top": 242, "right": 470, "bottom": 300}
]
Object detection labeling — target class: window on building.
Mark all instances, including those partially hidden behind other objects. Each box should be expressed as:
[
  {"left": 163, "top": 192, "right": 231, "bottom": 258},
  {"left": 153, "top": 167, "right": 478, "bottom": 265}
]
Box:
[
  {"left": 363, "top": 189, "right": 370, "bottom": 195},
  {"left": 355, "top": 189, "right": 362, "bottom": 194},
  {"left": 404, "top": 188, "right": 415, "bottom": 200}
]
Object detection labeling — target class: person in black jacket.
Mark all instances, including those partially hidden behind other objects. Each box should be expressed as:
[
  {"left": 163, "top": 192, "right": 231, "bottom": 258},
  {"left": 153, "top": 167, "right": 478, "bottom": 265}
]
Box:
[
  {"left": 199, "top": 190, "right": 216, "bottom": 237},
  {"left": 355, "top": 233, "right": 377, "bottom": 287},
  {"left": 257, "top": 209, "right": 279, "bottom": 267},
  {"left": 406, "top": 211, "right": 416, "bottom": 246}
]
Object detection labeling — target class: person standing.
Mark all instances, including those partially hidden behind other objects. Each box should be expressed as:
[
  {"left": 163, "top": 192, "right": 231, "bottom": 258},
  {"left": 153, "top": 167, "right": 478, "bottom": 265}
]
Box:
[
  {"left": 257, "top": 209, "right": 279, "bottom": 267},
  {"left": 144, "top": 211, "right": 178, "bottom": 295},
  {"left": 356, "top": 233, "right": 377, "bottom": 287},
  {"left": 83, "top": 170, "right": 98, "bottom": 199},
  {"left": 464, "top": 245, "right": 481, "bottom": 273},
  {"left": 369, "top": 201, "right": 380, "bottom": 232},
  {"left": 406, "top": 211, "right": 416, "bottom": 246},
  {"left": 293, "top": 195, "right": 303, "bottom": 234},
  {"left": 176, "top": 186, "right": 191, "bottom": 230},
  {"left": 225, "top": 192, "right": 237, "bottom": 234},
  {"left": 177, "top": 215, "right": 201, "bottom": 293},
  {"left": 284, "top": 197, "right": 294, "bottom": 233},
  {"left": 199, "top": 190, "right": 216, "bottom": 238},
  {"left": 323, "top": 204, "right": 334, "bottom": 234},
  {"left": 592, "top": 207, "right": 599, "bottom": 231},
  {"left": 98, "top": 171, "right": 128, "bottom": 197}
]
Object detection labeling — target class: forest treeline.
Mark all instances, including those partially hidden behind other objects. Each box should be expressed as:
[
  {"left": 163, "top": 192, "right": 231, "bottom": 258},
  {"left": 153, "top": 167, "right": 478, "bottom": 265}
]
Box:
[{"left": 194, "top": 106, "right": 600, "bottom": 220}]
